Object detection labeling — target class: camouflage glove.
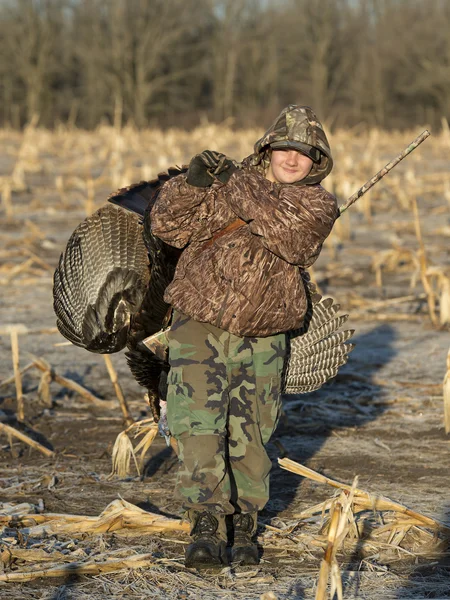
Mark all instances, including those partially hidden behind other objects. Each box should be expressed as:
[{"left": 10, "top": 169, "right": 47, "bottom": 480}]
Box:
[{"left": 186, "top": 150, "right": 239, "bottom": 187}]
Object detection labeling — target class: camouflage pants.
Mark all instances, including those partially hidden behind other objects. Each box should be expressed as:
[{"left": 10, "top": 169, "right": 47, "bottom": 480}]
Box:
[{"left": 167, "top": 310, "right": 287, "bottom": 514}]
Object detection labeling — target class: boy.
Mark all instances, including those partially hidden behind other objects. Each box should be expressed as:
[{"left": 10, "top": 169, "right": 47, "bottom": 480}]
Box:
[{"left": 150, "top": 105, "right": 338, "bottom": 567}]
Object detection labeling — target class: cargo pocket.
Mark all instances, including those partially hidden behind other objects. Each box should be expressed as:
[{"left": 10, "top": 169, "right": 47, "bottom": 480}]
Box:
[{"left": 166, "top": 367, "right": 189, "bottom": 438}]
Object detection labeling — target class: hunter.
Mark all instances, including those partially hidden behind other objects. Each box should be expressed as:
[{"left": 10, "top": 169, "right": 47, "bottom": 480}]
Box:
[{"left": 150, "top": 105, "right": 338, "bottom": 567}]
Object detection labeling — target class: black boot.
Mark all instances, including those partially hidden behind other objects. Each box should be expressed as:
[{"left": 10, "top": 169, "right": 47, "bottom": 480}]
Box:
[
  {"left": 185, "top": 510, "right": 228, "bottom": 568},
  {"left": 231, "top": 512, "right": 259, "bottom": 565}
]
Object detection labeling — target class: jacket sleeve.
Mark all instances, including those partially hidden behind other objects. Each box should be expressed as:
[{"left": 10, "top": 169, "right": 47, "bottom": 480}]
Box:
[
  {"left": 225, "top": 171, "right": 339, "bottom": 267},
  {"left": 150, "top": 174, "right": 212, "bottom": 248}
]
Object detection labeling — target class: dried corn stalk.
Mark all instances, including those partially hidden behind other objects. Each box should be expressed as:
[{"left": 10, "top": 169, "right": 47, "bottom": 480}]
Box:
[
  {"left": 110, "top": 431, "right": 139, "bottom": 477},
  {"left": 444, "top": 347, "right": 450, "bottom": 434},
  {"left": 411, "top": 196, "right": 439, "bottom": 325},
  {"left": 315, "top": 479, "right": 358, "bottom": 600},
  {"left": 426, "top": 266, "right": 450, "bottom": 326},
  {"left": 0, "top": 497, "right": 189, "bottom": 537},
  {"left": 0, "top": 423, "right": 54, "bottom": 458},
  {"left": 0, "top": 552, "right": 159, "bottom": 582},
  {"left": 110, "top": 418, "right": 159, "bottom": 477},
  {"left": 103, "top": 354, "right": 133, "bottom": 425},
  {"left": 279, "top": 458, "right": 450, "bottom": 535},
  {"left": 10, "top": 328, "right": 24, "bottom": 421}
]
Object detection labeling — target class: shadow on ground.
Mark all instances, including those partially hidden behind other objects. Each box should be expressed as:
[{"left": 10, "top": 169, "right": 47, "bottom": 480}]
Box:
[
  {"left": 47, "top": 573, "right": 82, "bottom": 600},
  {"left": 268, "top": 323, "right": 397, "bottom": 517},
  {"left": 392, "top": 502, "right": 450, "bottom": 599}
]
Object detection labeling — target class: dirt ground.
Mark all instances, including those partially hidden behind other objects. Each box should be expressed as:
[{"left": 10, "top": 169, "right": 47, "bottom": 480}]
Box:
[{"left": 1, "top": 128, "right": 450, "bottom": 599}]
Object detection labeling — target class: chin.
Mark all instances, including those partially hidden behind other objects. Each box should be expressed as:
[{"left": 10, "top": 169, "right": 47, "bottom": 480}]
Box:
[
  {"left": 279, "top": 174, "right": 301, "bottom": 184},
  {"left": 276, "top": 169, "right": 303, "bottom": 184}
]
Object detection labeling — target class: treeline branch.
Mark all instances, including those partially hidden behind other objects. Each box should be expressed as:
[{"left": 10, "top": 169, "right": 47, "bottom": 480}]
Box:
[{"left": 0, "top": 0, "right": 449, "bottom": 130}]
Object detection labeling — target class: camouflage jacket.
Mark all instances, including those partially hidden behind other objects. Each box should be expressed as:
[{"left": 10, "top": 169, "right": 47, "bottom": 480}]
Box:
[{"left": 150, "top": 166, "right": 338, "bottom": 337}]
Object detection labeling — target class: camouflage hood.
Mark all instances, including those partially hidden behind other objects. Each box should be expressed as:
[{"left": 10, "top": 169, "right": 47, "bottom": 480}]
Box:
[{"left": 249, "top": 105, "right": 333, "bottom": 185}]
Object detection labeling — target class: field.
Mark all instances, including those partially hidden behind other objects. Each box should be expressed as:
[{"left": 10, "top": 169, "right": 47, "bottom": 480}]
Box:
[{"left": 0, "top": 123, "right": 449, "bottom": 599}]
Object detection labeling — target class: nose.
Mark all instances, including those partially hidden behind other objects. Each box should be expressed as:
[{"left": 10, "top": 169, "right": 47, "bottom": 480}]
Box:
[{"left": 285, "top": 150, "right": 299, "bottom": 165}]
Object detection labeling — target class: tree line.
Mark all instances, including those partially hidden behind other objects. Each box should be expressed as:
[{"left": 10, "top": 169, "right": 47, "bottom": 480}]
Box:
[{"left": 0, "top": 0, "right": 449, "bottom": 131}]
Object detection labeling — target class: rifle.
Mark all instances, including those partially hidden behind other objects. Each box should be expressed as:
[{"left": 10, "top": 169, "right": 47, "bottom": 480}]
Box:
[
  {"left": 141, "top": 132, "right": 431, "bottom": 360},
  {"left": 339, "top": 130, "right": 430, "bottom": 215},
  {"left": 188, "top": 130, "right": 432, "bottom": 236}
]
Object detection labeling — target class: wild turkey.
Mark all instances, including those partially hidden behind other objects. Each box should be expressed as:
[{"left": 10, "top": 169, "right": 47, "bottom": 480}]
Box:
[
  {"left": 53, "top": 168, "right": 186, "bottom": 420},
  {"left": 53, "top": 204, "right": 150, "bottom": 354},
  {"left": 53, "top": 167, "right": 354, "bottom": 422}
]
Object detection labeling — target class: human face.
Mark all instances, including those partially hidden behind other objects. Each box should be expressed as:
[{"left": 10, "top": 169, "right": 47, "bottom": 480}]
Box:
[{"left": 266, "top": 149, "right": 314, "bottom": 184}]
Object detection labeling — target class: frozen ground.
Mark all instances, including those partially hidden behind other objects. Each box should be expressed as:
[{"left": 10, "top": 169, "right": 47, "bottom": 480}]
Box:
[{"left": 0, "top": 129, "right": 449, "bottom": 598}]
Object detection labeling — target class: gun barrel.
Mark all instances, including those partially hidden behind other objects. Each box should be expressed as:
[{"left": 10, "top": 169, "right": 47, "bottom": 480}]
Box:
[{"left": 339, "top": 130, "right": 431, "bottom": 215}]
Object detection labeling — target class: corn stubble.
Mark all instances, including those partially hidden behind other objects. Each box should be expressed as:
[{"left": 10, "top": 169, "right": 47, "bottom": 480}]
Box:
[
  {"left": 1, "top": 459, "right": 448, "bottom": 588},
  {"left": 0, "top": 123, "right": 449, "bottom": 595},
  {"left": 0, "top": 120, "right": 448, "bottom": 324}
]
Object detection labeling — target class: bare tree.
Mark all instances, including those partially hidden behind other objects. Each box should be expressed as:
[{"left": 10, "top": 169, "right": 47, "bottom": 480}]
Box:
[
  {"left": 1, "top": 0, "right": 66, "bottom": 126},
  {"left": 0, "top": 0, "right": 449, "bottom": 129},
  {"left": 73, "top": 0, "right": 211, "bottom": 128}
]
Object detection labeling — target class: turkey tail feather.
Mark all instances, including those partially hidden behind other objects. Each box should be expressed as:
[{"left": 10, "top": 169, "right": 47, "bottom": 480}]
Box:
[
  {"left": 107, "top": 167, "right": 188, "bottom": 216},
  {"left": 283, "top": 273, "right": 355, "bottom": 394},
  {"left": 53, "top": 205, "right": 149, "bottom": 353}
]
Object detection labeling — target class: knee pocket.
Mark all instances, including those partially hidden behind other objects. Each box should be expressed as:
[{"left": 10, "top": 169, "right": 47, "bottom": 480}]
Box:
[
  {"left": 167, "top": 367, "right": 191, "bottom": 437},
  {"left": 167, "top": 367, "right": 227, "bottom": 438},
  {"left": 231, "top": 445, "right": 272, "bottom": 482}
]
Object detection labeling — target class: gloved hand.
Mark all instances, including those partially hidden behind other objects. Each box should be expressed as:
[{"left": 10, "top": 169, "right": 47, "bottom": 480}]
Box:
[{"left": 186, "top": 150, "right": 239, "bottom": 187}]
